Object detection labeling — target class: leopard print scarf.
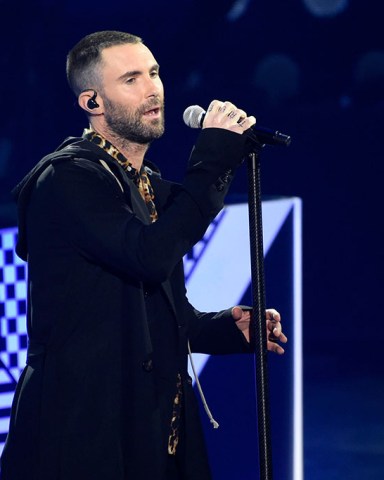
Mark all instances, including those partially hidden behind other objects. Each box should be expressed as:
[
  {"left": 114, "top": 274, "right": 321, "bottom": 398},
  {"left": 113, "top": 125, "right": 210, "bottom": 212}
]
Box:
[{"left": 83, "top": 128, "right": 158, "bottom": 222}]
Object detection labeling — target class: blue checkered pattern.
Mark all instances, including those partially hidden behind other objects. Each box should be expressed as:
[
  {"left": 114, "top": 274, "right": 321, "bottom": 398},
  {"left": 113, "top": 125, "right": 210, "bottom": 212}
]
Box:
[{"left": 0, "top": 227, "right": 28, "bottom": 449}]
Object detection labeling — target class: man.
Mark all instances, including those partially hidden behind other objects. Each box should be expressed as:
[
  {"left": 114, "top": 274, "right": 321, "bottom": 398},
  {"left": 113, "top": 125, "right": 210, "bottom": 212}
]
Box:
[{"left": 0, "top": 31, "right": 287, "bottom": 479}]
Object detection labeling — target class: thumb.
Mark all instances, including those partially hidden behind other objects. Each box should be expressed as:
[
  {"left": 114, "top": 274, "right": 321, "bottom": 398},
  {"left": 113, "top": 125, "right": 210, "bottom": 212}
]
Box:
[{"left": 231, "top": 306, "right": 243, "bottom": 321}]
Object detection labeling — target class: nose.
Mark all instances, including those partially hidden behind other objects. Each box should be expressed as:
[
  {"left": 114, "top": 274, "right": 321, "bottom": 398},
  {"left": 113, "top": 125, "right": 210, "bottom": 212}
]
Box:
[{"left": 144, "top": 75, "right": 163, "bottom": 99}]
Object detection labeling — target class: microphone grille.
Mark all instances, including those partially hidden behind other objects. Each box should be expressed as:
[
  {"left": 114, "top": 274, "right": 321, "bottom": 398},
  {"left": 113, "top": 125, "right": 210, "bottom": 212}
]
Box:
[{"left": 183, "top": 105, "right": 204, "bottom": 129}]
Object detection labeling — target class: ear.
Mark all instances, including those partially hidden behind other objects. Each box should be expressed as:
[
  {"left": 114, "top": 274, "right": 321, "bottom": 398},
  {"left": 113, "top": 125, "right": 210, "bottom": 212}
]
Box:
[{"left": 78, "top": 90, "right": 103, "bottom": 115}]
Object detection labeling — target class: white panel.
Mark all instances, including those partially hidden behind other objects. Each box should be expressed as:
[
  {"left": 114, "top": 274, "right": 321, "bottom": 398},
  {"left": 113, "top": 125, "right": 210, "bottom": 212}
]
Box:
[
  {"left": 185, "top": 197, "right": 303, "bottom": 480},
  {"left": 186, "top": 198, "right": 296, "bottom": 376},
  {"left": 292, "top": 197, "right": 303, "bottom": 480},
  {"left": 186, "top": 198, "right": 294, "bottom": 312}
]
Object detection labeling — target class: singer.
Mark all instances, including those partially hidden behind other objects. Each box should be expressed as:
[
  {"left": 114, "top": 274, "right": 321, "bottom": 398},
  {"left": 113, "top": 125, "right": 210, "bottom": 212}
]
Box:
[{"left": 0, "top": 31, "right": 287, "bottom": 480}]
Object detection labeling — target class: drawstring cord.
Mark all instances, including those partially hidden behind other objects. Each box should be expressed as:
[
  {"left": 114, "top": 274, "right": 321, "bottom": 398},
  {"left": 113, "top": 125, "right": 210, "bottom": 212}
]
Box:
[{"left": 188, "top": 341, "right": 219, "bottom": 429}]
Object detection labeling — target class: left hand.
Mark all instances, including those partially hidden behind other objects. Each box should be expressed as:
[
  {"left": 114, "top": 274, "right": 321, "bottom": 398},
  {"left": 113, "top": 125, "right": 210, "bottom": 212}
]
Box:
[{"left": 232, "top": 306, "right": 287, "bottom": 354}]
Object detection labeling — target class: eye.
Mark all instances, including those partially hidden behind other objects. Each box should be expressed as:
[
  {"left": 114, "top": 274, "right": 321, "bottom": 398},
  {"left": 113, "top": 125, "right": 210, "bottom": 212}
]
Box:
[
  {"left": 125, "top": 77, "right": 136, "bottom": 84},
  {"left": 150, "top": 70, "right": 160, "bottom": 78}
]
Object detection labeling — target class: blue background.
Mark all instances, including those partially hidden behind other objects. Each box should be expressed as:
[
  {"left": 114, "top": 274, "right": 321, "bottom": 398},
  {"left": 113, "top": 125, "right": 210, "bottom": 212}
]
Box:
[{"left": 1, "top": 0, "right": 383, "bottom": 477}]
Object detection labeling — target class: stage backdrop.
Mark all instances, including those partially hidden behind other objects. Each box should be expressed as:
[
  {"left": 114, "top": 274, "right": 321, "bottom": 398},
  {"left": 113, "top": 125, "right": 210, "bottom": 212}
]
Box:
[{"left": 0, "top": 196, "right": 302, "bottom": 479}]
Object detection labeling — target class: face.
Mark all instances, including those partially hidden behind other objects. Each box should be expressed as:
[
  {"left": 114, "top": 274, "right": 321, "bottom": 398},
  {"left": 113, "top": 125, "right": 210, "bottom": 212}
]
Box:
[{"left": 99, "top": 43, "right": 165, "bottom": 144}]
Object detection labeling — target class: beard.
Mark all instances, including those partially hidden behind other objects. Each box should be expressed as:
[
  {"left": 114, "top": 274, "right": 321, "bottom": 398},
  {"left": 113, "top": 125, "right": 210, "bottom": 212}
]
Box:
[{"left": 103, "top": 97, "right": 165, "bottom": 145}]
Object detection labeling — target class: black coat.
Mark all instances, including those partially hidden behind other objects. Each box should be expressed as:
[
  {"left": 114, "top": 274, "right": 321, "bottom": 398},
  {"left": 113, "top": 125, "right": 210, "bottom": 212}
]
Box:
[{"left": 0, "top": 128, "right": 251, "bottom": 480}]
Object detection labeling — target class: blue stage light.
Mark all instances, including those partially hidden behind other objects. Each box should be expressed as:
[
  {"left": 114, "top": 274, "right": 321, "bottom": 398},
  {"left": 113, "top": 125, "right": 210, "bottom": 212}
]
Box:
[{"left": 302, "top": 0, "right": 349, "bottom": 17}]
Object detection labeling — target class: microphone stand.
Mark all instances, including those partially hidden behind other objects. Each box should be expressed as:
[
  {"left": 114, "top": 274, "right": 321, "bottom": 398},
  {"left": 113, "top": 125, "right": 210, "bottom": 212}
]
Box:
[
  {"left": 246, "top": 141, "right": 273, "bottom": 480},
  {"left": 183, "top": 105, "right": 291, "bottom": 478}
]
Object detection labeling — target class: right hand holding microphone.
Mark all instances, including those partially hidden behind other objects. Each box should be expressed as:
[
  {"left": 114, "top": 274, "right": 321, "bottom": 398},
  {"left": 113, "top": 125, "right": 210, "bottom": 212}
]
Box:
[{"left": 202, "top": 100, "right": 256, "bottom": 134}]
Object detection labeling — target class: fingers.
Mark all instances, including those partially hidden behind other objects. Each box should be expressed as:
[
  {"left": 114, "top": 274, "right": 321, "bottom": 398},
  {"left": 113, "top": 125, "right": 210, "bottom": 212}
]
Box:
[
  {"left": 232, "top": 306, "right": 287, "bottom": 353},
  {"left": 267, "top": 340, "right": 286, "bottom": 355},
  {"left": 268, "top": 325, "right": 288, "bottom": 344},
  {"left": 232, "top": 306, "right": 251, "bottom": 343},
  {"left": 265, "top": 308, "right": 287, "bottom": 355},
  {"left": 232, "top": 306, "right": 251, "bottom": 326},
  {"left": 204, "top": 100, "right": 256, "bottom": 134},
  {"left": 266, "top": 308, "right": 285, "bottom": 339},
  {"left": 266, "top": 308, "right": 281, "bottom": 322}
]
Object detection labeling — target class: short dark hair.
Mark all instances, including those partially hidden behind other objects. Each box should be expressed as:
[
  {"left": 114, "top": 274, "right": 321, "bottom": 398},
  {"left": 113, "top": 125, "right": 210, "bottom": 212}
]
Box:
[{"left": 66, "top": 30, "right": 143, "bottom": 96}]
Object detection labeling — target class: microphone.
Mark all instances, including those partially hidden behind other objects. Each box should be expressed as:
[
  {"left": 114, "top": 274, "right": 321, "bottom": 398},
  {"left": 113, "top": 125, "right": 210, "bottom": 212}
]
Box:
[{"left": 183, "top": 105, "right": 291, "bottom": 147}]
